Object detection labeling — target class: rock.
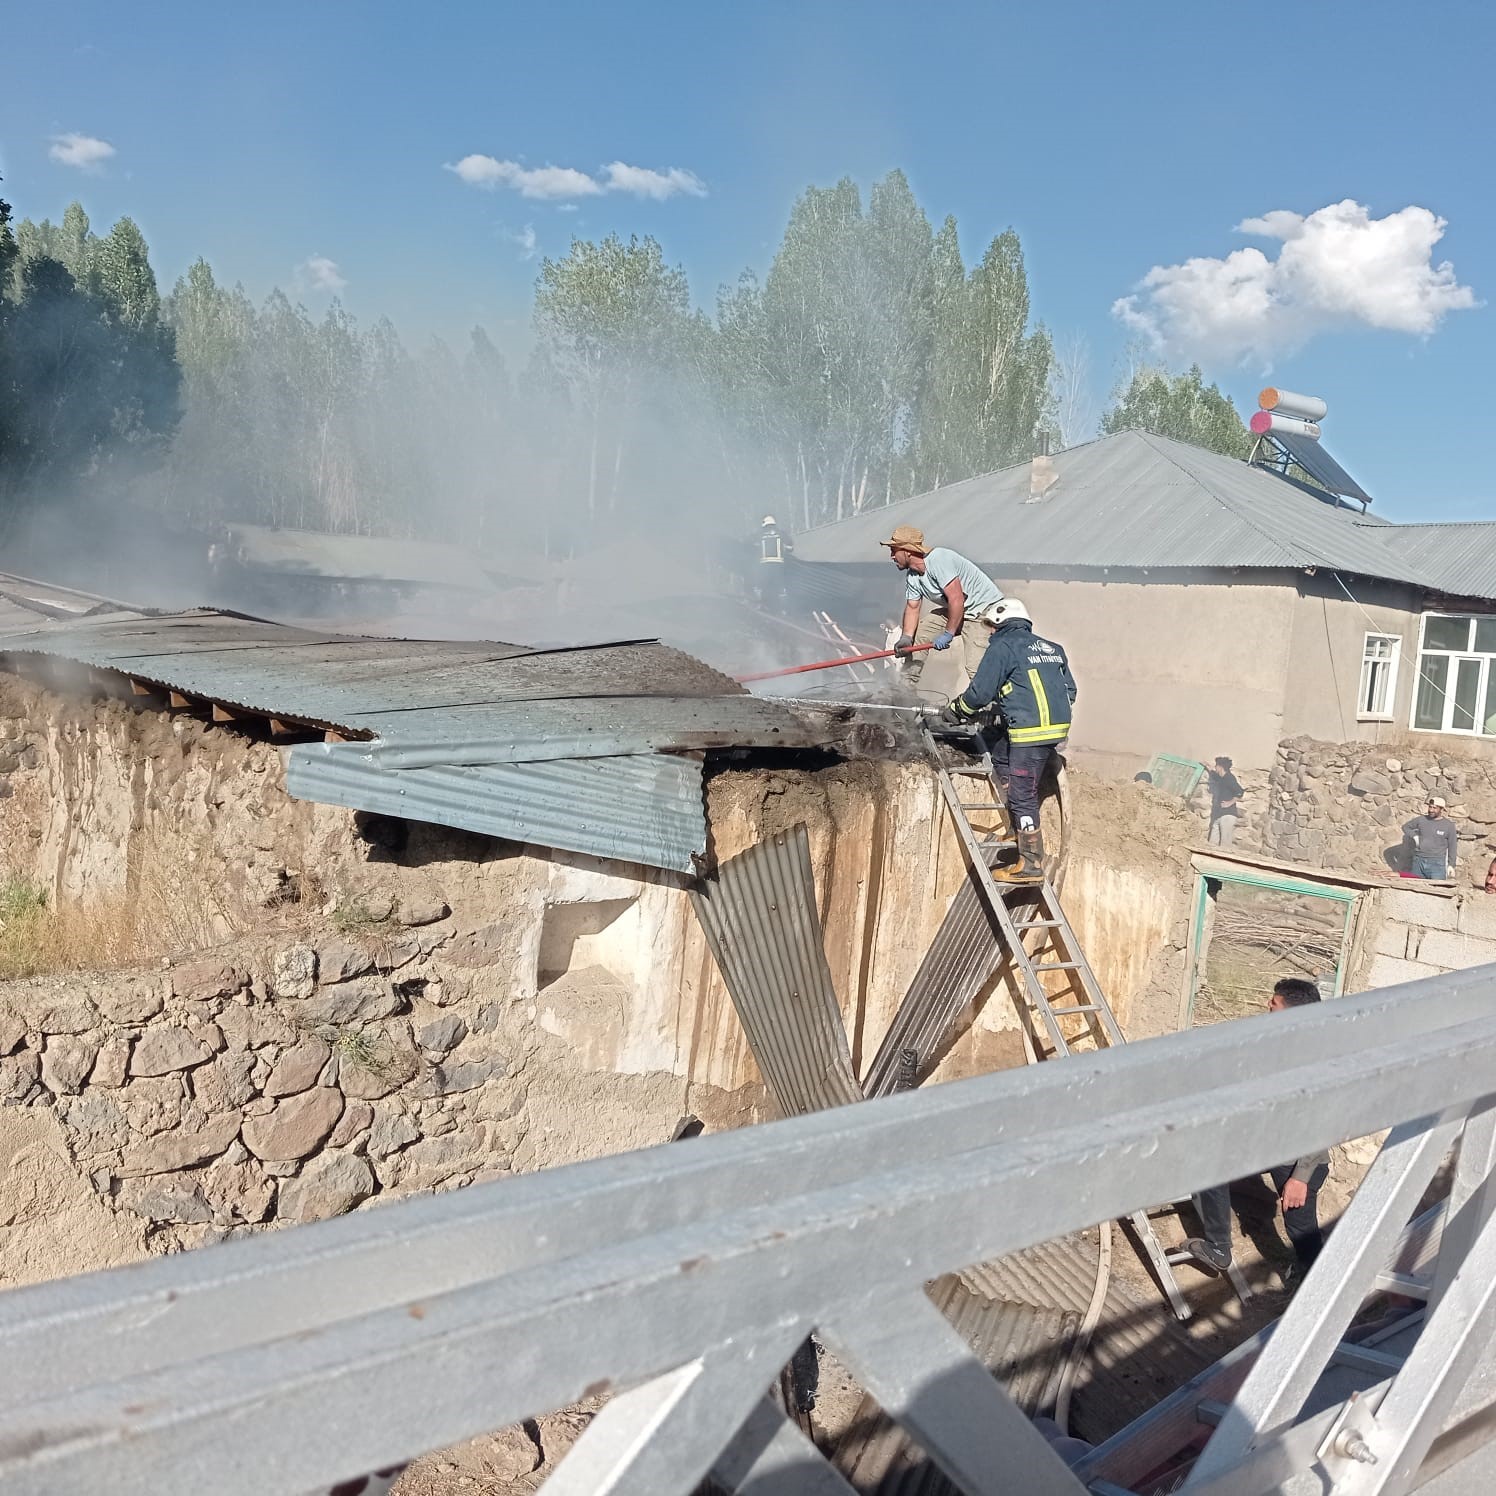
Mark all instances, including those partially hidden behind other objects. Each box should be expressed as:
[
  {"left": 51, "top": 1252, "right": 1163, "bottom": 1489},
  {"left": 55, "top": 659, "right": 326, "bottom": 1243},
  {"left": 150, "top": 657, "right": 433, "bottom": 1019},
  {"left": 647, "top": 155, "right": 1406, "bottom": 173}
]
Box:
[
  {"left": 191, "top": 1051, "right": 259, "bottom": 1112},
  {"left": 1386, "top": 758, "right": 1403, "bottom": 773},
  {"left": 375, "top": 1133, "right": 480, "bottom": 1192},
  {"left": 1348, "top": 771, "right": 1392, "bottom": 797},
  {"left": 271, "top": 945, "right": 318, "bottom": 1000},
  {"left": 89, "top": 1036, "right": 131, "bottom": 1088},
  {"left": 313, "top": 938, "right": 376, "bottom": 984},
  {"left": 366, "top": 1111, "right": 419, "bottom": 1158},
  {"left": 118, "top": 1075, "right": 186, "bottom": 1136},
  {"left": 338, "top": 1046, "right": 419, "bottom": 1100},
  {"left": 277, "top": 1152, "right": 375, "bottom": 1223},
  {"left": 97, "top": 982, "right": 165, "bottom": 1025},
  {"left": 417, "top": 1014, "right": 466, "bottom": 1055},
  {"left": 40, "top": 1034, "right": 100, "bottom": 1095},
  {"left": 424, "top": 1054, "right": 508, "bottom": 1096},
  {"left": 261, "top": 1158, "right": 299, "bottom": 1177},
  {"left": 441, "top": 922, "right": 525, "bottom": 969},
  {"left": 264, "top": 1036, "right": 332, "bottom": 1098},
  {"left": 171, "top": 959, "right": 247, "bottom": 1003},
  {"left": 117, "top": 1178, "right": 213, "bottom": 1225},
  {"left": 302, "top": 979, "right": 404, "bottom": 1027},
  {"left": 0, "top": 1008, "right": 24, "bottom": 1056},
  {"left": 0, "top": 1050, "right": 41, "bottom": 1104},
  {"left": 60, "top": 1092, "right": 131, "bottom": 1153},
  {"left": 31, "top": 994, "right": 99, "bottom": 1035},
  {"left": 471, "top": 1001, "right": 504, "bottom": 1035},
  {"left": 201, "top": 1156, "right": 277, "bottom": 1226},
  {"left": 425, "top": 1110, "right": 456, "bottom": 1137},
  {"left": 118, "top": 1112, "right": 243, "bottom": 1176},
  {"left": 242, "top": 1087, "right": 344, "bottom": 1162},
  {"left": 326, "top": 1099, "right": 374, "bottom": 1149},
  {"left": 358, "top": 889, "right": 397, "bottom": 923},
  {"left": 130, "top": 1026, "right": 213, "bottom": 1077},
  {"left": 396, "top": 894, "right": 450, "bottom": 928}
]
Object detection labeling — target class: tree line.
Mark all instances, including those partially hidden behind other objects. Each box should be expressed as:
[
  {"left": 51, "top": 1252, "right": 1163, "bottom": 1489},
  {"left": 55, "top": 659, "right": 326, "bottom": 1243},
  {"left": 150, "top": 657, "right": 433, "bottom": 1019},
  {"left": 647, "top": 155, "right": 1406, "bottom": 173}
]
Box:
[{"left": 0, "top": 170, "right": 1251, "bottom": 556}]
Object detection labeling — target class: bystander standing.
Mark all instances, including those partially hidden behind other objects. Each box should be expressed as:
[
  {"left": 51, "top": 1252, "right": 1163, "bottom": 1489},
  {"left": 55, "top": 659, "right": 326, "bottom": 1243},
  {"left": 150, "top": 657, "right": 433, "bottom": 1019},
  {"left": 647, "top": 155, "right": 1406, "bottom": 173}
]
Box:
[
  {"left": 1206, "top": 756, "right": 1243, "bottom": 845},
  {"left": 1402, "top": 797, "right": 1459, "bottom": 880}
]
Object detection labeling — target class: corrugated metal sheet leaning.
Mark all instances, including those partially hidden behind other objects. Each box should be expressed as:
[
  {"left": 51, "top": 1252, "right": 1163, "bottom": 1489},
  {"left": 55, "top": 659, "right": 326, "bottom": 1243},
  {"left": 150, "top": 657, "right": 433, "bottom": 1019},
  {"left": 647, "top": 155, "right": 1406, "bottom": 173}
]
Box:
[{"left": 689, "top": 825, "right": 863, "bottom": 1117}]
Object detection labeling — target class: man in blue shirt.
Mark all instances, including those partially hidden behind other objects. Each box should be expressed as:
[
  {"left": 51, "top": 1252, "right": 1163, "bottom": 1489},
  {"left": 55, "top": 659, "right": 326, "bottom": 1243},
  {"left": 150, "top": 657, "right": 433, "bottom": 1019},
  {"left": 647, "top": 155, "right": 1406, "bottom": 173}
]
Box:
[{"left": 881, "top": 524, "right": 1005, "bottom": 705}]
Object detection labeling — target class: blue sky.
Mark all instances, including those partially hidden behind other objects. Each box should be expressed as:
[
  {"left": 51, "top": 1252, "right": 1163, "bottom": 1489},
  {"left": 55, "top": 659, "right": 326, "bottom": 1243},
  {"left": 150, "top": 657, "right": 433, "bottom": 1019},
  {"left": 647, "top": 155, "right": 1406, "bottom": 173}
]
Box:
[{"left": 4, "top": 0, "right": 1493, "bottom": 519}]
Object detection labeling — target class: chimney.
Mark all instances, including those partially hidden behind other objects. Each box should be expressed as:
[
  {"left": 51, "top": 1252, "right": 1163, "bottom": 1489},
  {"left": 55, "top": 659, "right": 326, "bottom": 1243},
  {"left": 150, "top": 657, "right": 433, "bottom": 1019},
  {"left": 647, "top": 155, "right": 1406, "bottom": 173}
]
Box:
[{"left": 1027, "top": 431, "right": 1058, "bottom": 504}]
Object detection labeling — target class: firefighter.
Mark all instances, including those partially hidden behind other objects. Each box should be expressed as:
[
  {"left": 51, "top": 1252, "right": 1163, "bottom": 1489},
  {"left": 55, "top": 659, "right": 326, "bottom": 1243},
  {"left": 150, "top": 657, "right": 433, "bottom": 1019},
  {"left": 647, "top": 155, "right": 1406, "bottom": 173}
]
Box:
[
  {"left": 880, "top": 525, "right": 1004, "bottom": 705},
  {"left": 940, "top": 598, "right": 1076, "bottom": 883},
  {"left": 754, "top": 515, "right": 793, "bottom": 613}
]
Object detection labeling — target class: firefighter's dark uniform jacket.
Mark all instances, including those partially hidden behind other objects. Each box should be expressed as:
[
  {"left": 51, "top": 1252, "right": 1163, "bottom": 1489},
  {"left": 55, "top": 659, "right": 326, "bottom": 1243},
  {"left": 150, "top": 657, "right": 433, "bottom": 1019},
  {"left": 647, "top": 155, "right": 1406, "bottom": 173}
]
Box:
[{"left": 955, "top": 620, "right": 1076, "bottom": 744}]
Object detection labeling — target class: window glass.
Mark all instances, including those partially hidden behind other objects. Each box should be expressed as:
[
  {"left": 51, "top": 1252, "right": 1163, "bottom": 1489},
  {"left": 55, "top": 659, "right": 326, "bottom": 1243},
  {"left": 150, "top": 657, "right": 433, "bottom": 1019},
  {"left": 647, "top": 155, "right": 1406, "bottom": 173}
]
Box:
[
  {"left": 1452, "top": 657, "right": 1483, "bottom": 732},
  {"left": 1359, "top": 634, "right": 1398, "bottom": 717},
  {"left": 1425, "top": 616, "right": 1474, "bottom": 651},
  {"left": 1475, "top": 617, "right": 1496, "bottom": 654},
  {"left": 1414, "top": 654, "right": 1450, "bottom": 730}
]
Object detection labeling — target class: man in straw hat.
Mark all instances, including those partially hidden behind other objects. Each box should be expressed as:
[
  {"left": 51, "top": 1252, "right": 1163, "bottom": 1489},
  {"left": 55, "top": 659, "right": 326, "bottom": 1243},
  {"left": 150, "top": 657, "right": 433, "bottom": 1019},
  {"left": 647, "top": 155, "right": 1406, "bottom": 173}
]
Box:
[{"left": 881, "top": 525, "right": 1005, "bottom": 704}]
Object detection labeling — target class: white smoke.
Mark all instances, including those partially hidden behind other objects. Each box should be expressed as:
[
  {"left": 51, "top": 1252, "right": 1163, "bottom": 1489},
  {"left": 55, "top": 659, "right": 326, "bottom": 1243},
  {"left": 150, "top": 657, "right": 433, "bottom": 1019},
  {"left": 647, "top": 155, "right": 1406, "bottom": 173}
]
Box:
[{"left": 1115, "top": 200, "right": 1479, "bottom": 368}]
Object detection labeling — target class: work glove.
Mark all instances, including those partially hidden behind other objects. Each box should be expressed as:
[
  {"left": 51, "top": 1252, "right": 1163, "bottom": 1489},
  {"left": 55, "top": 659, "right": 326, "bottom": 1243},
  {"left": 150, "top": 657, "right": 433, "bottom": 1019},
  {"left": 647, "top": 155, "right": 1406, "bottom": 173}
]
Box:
[
  {"left": 892, "top": 633, "right": 916, "bottom": 658},
  {"left": 932, "top": 631, "right": 955, "bottom": 650},
  {"left": 938, "top": 695, "right": 979, "bottom": 727}
]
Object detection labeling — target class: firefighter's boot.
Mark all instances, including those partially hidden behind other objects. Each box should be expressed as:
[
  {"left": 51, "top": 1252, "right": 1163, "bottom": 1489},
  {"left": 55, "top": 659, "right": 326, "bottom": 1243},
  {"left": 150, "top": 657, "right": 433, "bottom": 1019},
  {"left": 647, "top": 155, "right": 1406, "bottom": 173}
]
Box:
[{"left": 992, "top": 828, "right": 1047, "bottom": 884}]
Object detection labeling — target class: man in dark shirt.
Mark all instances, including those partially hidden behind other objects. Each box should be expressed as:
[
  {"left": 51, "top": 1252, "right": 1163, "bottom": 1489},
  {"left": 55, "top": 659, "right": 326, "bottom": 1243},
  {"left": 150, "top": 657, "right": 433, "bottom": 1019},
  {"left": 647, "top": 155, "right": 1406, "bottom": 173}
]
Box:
[
  {"left": 1403, "top": 797, "right": 1459, "bottom": 879},
  {"left": 1184, "top": 977, "right": 1331, "bottom": 1290},
  {"left": 1206, "top": 756, "right": 1244, "bottom": 845}
]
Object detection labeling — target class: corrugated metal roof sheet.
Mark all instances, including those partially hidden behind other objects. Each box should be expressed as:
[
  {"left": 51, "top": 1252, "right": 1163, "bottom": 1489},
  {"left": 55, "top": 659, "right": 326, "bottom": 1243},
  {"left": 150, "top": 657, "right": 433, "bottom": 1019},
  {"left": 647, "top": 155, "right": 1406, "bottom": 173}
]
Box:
[
  {"left": 0, "top": 591, "right": 821, "bottom": 873},
  {"left": 285, "top": 746, "right": 707, "bottom": 872},
  {"left": 862, "top": 841, "right": 1010, "bottom": 1096},
  {"left": 690, "top": 825, "right": 863, "bottom": 1117},
  {"left": 792, "top": 430, "right": 1438, "bottom": 589},
  {"left": 1365, "top": 521, "right": 1496, "bottom": 602}
]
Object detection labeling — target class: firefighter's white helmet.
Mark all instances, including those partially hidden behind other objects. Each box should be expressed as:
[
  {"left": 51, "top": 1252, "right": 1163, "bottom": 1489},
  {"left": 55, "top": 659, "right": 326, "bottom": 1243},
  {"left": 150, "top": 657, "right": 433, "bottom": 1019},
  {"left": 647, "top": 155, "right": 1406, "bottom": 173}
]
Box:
[
  {"left": 990, "top": 597, "right": 1031, "bottom": 626},
  {"left": 761, "top": 515, "right": 777, "bottom": 527}
]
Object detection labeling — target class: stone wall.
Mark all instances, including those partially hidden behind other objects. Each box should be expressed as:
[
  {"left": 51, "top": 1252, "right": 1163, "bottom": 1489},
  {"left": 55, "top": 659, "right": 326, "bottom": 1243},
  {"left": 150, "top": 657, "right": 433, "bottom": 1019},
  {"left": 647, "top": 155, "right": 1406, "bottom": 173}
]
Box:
[{"left": 1259, "top": 736, "right": 1496, "bottom": 885}]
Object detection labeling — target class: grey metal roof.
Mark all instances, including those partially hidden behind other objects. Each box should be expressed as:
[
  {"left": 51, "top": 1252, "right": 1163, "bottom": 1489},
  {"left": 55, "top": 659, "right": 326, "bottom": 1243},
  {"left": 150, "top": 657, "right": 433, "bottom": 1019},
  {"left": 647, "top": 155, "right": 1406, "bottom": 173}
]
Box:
[
  {"left": 286, "top": 746, "right": 707, "bottom": 873},
  {"left": 792, "top": 430, "right": 1438, "bottom": 590},
  {"left": 0, "top": 596, "right": 819, "bottom": 874},
  {"left": 1363, "top": 521, "right": 1496, "bottom": 601},
  {"left": 690, "top": 825, "right": 863, "bottom": 1117}
]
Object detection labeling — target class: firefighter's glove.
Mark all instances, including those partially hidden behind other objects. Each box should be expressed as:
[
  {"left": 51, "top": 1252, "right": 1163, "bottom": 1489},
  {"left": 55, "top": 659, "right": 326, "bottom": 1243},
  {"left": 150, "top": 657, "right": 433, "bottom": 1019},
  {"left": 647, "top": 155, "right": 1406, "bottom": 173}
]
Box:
[
  {"left": 932, "top": 631, "right": 955, "bottom": 650},
  {"left": 893, "top": 633, "right": 916, "bottom": 658},
  {"left": 939, "top": 696, "right": 980, "bottom": 728}
]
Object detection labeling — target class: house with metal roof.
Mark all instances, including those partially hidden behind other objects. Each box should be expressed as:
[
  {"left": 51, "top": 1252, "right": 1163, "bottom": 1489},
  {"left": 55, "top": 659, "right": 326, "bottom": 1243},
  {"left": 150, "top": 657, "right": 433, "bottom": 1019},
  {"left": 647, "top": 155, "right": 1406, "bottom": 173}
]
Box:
[{"left": 791, "top": 429, "right": 1496, "bottom": 771}]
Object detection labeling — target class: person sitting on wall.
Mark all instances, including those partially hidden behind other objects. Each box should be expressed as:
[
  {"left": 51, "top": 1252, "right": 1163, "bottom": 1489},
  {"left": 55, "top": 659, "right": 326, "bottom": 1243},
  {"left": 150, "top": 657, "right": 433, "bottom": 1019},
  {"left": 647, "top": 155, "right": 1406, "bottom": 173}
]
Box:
[
  {"left": 1206, "top": 756, "right": 1243, "bottom": 845},
  {"left": 1183, "top": 977, "right": 1331, "bottom": 1291},
  {"left": 1485, "top": 856, "right": 1496, "bottom": 894},
  {"left": 1403, "top": 796, "right": 1459, "bottom": 880}
]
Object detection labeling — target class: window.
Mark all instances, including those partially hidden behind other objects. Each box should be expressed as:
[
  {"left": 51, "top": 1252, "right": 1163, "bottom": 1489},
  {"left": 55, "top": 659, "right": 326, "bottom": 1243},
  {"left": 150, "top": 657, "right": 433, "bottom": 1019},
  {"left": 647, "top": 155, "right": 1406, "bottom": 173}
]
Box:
[
  {"left": 1359, "top": 634, "right": 1400, "bottom": 719},
  {"left": 1413, "top": 613, "right": 1496, "bottom": 736}
]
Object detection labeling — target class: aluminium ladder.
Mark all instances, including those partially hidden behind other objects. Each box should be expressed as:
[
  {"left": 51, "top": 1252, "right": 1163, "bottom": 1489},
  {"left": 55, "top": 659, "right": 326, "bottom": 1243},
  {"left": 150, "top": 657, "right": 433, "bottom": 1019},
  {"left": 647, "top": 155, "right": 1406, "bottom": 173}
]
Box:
[{"left": 928, "top": 732, "right": 1196, "bottom": 1320}]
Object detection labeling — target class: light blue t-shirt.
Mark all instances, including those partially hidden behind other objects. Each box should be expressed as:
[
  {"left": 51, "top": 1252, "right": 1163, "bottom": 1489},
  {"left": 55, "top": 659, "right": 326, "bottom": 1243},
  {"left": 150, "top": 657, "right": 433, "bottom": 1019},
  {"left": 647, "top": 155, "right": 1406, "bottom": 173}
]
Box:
[{"left": 905, "top": 547, "right": 1004, "bottom": 618}]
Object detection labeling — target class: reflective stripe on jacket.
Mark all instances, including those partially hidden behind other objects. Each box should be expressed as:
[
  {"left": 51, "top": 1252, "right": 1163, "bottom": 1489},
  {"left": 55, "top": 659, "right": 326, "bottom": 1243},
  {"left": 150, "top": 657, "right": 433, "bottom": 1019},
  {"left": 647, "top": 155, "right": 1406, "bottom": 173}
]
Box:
[{"left": 958, "top": 620, "right": 1076, "bottom": 743}]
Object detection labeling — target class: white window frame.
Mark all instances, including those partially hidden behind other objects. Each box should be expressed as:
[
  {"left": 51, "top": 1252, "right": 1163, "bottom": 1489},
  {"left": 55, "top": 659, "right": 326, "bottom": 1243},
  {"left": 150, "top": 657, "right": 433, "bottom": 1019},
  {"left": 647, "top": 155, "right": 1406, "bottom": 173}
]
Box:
[
  {"left": 1410, "top": 612, "right": 1496, "bottom": 737},
  {"left": 1358, "top": 632, "right": 1401, "bottom": 721}
]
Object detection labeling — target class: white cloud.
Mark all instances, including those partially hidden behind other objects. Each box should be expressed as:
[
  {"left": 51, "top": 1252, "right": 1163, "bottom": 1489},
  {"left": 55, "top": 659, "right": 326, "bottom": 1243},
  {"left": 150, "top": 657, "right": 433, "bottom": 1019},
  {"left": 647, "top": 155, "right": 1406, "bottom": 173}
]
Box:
[
  {"left": 505, "top": 224, "right": 538, "bottom": 260},
  {"left": 1114, "top": 200, "right": 1479, "bottom": 368},
  {"left": 445, "top": 154, "right": 706, "bottom": 201},
  {"left": 297, "top": 255, "right": 347, "bottom": 292},
  {"left": 48, "top": 132, "right": 116, "bottom": 171},
  {"left": 601, "top": 162, "right": 706, "bottom": 200}
]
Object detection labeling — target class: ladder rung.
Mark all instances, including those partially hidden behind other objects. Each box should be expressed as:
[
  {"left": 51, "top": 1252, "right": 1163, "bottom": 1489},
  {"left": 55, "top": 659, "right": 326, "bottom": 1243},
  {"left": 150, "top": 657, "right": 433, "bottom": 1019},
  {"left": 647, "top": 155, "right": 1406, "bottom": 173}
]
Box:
[
  {"left": 1011, "top": 918, "right": 1063, "bottom": 930},
  {"left": 1045, "top": 1003, "right": 1101, "bottom": 1015},
  {"left": 957, "top": 801, "right": 999, "bottom": 810},
  {"left": 1032, "top": 961, "right": 1083, "bottom": 972}
]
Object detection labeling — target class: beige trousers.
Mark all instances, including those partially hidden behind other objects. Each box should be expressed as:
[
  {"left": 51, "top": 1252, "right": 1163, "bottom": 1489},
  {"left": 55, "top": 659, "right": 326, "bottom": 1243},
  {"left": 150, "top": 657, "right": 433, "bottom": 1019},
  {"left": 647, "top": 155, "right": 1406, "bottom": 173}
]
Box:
[{"left": 902, "top": 607, "right": 994, "bottom": 705}]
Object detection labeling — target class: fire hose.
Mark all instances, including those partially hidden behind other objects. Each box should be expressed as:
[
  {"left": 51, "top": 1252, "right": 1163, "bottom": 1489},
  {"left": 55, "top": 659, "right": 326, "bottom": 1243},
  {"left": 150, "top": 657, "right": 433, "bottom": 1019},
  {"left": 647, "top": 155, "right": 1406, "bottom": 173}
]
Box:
[{"left": 734, "top": 642, "right": 932, "bottom": 684}]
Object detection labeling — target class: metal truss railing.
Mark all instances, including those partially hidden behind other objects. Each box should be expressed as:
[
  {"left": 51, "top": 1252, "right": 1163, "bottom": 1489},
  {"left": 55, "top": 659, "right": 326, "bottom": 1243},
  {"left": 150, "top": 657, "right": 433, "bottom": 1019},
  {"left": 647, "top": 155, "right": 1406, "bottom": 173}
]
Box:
[{"left": 3, "top": 967, "right": 1496, "bottom": 1495}]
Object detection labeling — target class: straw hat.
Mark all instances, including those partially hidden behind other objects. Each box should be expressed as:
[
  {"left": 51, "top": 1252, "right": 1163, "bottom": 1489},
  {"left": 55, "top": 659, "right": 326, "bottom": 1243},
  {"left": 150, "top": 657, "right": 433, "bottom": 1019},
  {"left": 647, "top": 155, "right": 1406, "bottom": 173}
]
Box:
[{"left": 881, "top": 525, "right": 928, "bottom": 555}]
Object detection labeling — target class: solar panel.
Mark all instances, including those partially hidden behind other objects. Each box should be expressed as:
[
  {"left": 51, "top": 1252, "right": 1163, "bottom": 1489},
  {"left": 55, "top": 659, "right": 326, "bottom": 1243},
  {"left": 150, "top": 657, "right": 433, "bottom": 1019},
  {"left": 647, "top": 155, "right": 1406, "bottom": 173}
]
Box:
[{"left": 1273, "top": 431, "right": 1373, "bottom": 505}]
